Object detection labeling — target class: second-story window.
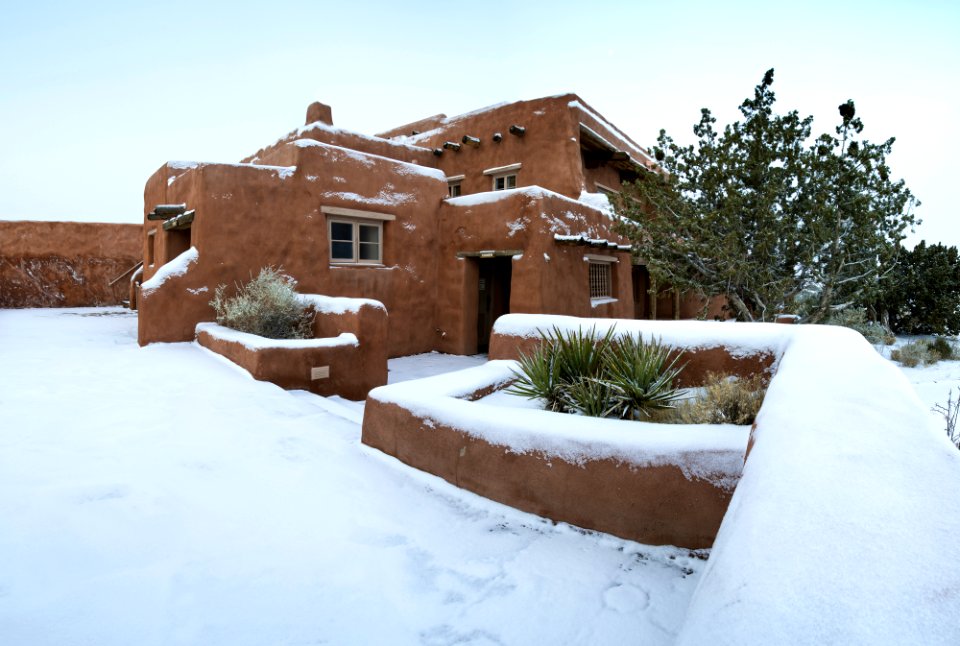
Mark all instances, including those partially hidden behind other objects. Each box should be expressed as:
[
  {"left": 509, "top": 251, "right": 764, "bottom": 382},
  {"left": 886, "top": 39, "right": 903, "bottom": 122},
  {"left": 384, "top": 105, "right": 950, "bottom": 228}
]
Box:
[
  {"left": 483, "top": 163, "right": 522, "bottom": 192},
  {"left": 492, "top": 173, "right": 517, "bottom": 191}
]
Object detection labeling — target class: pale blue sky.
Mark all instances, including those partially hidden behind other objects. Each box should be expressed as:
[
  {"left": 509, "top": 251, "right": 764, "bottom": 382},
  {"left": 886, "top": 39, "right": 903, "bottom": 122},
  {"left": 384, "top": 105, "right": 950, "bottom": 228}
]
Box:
[{"left": 1, "top": 0, "right": 957, "bottom": 247}]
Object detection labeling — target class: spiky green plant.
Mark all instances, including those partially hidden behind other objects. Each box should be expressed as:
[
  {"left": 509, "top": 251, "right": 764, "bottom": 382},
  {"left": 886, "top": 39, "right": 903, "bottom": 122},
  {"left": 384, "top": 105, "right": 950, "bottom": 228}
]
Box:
[
  {"left": 604, "top": 335, "right": 686, "bottom": 420},
  {"left": 508, "top": 325, "right": 616, "bottom": 412},
  {"left": 561, "top": 377, "right": 621, "bottom": 418},
  {"left": 508, "top": 326, "right": 685, "bottom": 421},
  {"left": 508, "top": 340, "right": 566, "bottom": 411}
]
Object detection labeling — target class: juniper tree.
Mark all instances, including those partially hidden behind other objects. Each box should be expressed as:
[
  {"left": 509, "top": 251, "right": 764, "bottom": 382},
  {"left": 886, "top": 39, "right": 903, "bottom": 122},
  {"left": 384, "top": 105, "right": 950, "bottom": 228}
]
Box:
[{"left": 615, "top": 69, "right": 917, "bottom": 322}]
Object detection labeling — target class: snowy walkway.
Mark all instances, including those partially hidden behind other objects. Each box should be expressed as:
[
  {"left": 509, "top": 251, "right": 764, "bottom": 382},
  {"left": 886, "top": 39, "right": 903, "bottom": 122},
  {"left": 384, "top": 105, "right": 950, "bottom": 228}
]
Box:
[{"left": 0, "top": 308, "right": 703, "bottom": 646}]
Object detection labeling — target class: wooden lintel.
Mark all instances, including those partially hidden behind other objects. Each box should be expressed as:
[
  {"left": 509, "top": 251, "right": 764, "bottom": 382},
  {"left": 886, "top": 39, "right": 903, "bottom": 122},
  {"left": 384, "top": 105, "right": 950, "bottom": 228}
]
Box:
[
  {"left": 456, "top": 249, "right": 523, "bottom": 259},
  {"left": 148, "top": 203, "right": 187, "bottom": 220},
  {"left": 162, "top": 209, "right": 195, "bottom": 231}
]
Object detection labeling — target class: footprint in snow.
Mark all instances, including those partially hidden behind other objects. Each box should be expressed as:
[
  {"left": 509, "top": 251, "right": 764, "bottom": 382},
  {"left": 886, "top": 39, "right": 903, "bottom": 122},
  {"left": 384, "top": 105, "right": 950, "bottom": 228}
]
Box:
[{"left": 602, "top": 583, "right": 651, "bottom": 613}]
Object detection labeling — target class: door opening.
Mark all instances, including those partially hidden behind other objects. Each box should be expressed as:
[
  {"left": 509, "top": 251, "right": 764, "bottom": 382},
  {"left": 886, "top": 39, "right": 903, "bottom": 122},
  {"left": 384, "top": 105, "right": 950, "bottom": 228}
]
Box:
[{"left": 476, "top": 257, "right": 512, "bottom": 353}]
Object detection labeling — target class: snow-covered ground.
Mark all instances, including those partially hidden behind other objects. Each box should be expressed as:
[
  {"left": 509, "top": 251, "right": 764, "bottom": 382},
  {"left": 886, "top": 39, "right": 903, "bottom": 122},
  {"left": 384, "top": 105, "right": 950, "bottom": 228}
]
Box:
[{"left": 0, "top": 308, "right": 704, "bottom": 646}]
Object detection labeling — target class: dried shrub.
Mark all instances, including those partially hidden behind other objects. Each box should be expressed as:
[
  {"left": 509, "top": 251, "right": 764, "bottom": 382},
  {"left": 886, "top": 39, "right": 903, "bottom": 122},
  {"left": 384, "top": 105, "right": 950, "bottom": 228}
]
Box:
[
  {"left": 934, "top": 388, "right": 960, "bottom": 450},
  {"left": 672, "top": 372, "right": 768, "bottom": 426},
  {"left": 210, "top": 267, "right": 314, "bottom": 340},
  {"left": 890, "top": 337, "right": 958, "bottom": 367}
]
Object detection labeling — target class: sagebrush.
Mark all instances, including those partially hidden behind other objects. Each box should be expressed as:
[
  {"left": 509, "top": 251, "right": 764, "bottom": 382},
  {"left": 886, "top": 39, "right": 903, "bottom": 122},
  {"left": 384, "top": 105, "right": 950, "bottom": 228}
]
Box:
[
  {"left": 210, "top": 267, "right": 314, "bottom": 339},
  {"left": 508, "top": 326, "right": 685, "bottom": 420},
  {"left": 826, "top": 307, "right": 895, "bottom": 345},
  {"left": 890, "top": 337, "right": 958, "bottom": 367}
]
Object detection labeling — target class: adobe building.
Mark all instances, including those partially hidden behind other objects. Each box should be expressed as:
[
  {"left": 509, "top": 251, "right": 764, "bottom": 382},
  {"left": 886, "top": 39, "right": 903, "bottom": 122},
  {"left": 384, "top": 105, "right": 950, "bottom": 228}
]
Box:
[{"left": 138, "top": 94, "right": 664, "bottom": 356}]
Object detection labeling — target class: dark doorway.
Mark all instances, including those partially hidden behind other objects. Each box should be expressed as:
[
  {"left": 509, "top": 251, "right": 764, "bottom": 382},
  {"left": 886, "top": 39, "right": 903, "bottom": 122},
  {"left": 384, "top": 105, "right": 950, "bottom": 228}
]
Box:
[
  {"left": 632, "top": 265, "right": 651, "bottom": 320},
  {"left": 166, "top": 227, "right": 191, "bottom": 262},
  {"left": 477, "top": 257, "right": 512, "bottom": 353}
]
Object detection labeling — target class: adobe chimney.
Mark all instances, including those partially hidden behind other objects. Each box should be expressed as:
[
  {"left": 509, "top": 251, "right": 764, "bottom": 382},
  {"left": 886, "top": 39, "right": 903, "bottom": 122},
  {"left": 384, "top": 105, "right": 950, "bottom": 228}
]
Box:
[{"left": 305, "top": 101, "right": 333, "bottom": 126}]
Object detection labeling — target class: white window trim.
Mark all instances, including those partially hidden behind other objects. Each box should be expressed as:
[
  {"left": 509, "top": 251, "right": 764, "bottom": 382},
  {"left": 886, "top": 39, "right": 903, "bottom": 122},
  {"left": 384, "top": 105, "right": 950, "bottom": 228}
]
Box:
[
  {"left": 482, "top": 163, "right": 522, "bottom": 176},
  {"left": 445, "top": 174, "right": 466, "bottom": 182},
  {"left": 328, "top": 217, "right": 384, "bottom": 266},
  {"left": 321, "top": 205, "right": 395, "bottom": 222},
  {"left": 584, "top": 253, "right": 618, "bottom": 263}
]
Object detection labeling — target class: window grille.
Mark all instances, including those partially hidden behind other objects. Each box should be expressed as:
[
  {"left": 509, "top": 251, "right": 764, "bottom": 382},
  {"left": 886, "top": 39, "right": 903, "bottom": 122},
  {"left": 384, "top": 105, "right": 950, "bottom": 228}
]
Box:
[{"left": 589, "top": 261, "right": 612, "bottom": 299}]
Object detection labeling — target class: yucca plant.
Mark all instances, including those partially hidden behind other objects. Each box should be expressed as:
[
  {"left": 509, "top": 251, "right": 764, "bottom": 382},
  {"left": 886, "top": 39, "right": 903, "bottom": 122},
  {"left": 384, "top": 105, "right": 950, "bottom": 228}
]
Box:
[
  {"left": 560, "top": 377, "right": 621, "bottom": 418},
  {"left": 509, "top": 326, "right": 685, "bottom": 421},
  {"left": 604, "top": 334, "right": 686, "bottom": 420},
  {"left": 508, "top": 340, "right": 566, "bottom": 411},
  {"left": 508, "top": 325, "right": 616, "bottom": 412}
]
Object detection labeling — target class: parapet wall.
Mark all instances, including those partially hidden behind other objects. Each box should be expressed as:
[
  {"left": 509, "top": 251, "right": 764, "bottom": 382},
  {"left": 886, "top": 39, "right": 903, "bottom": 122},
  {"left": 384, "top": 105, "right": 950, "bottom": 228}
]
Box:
[{"left": 0, "top": 221, "right": 142, "bottom": 308}]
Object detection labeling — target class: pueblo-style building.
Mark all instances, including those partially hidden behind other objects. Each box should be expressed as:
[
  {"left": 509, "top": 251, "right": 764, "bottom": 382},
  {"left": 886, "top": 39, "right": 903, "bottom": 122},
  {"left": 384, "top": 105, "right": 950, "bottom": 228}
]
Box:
[{"left": 138, "top": 94, "right": 672, "bottom": 356}]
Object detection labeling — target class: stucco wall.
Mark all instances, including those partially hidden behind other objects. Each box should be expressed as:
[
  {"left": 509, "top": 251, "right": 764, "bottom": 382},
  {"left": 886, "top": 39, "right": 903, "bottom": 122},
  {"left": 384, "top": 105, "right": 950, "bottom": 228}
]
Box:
[{"left": 0, "top": 221, "right": 141, "bottom": 308}]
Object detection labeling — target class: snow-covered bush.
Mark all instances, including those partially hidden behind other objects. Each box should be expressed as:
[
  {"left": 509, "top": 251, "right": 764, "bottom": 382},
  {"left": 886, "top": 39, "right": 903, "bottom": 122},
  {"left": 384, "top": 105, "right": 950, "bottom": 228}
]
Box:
[
  {"left": 508, "top": 327, "right": 685, "bottom": 420},
  {"left": 210, "top": 267, "right": 314, "bottom": 340},
  {"left": 671, "top": 373, "right": 768, "bottom": 426}
]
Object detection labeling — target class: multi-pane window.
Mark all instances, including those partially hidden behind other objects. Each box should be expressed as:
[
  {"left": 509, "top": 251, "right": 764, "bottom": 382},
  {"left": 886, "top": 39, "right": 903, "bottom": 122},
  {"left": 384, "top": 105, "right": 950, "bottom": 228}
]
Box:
[
  {"left": 329, "top": 218, "right": 382, "bottom": 264},
  {"left": 589, "top": 261, "right": 612, "bottom": 299},
  {"left": 448, "top": 181, "right": 462, "bottom": 197},
  {"left": 493, "top": 173, "right": 517, "bottom": 191}
]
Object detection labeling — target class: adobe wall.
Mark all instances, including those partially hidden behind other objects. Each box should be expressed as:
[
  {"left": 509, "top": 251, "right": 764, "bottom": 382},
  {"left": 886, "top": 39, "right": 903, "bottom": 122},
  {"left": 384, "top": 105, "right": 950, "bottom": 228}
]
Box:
[
  {"left": 0, "top": 221, "right": 142, "bottom": 308},
  {"left": 138, "top": 142, "right": 449, "bottom": 356},
  {"left": 195, "top": 299, "right": 387, "bottom": 399},
  {"left": 363, "top": 396, "right": 733, "bottom": 549},
  {"left": 389, "top": 95, "right": 588, "bottom": 199}
]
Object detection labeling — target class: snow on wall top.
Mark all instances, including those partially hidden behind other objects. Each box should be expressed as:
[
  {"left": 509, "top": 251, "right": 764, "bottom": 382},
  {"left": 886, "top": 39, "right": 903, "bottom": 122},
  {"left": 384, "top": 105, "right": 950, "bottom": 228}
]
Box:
[
  {"left": 369, "top": 359, "right": 748, "bottom": 489},
  {"left": 389, "top": 101, "right": 511, "bottom": 145},
  {"left": 292, "top": 139, "right": 447, "bottom": 181},
  {"left": 141, "top": 247, "right": 198, "bottom": 295},
  {"left": 446, "top": 185, "right": 609, "bottom": 215},
  {"left": 294, "top": 120, "right": 433, "bottom": 155},
  {"left": 196, "top": 322, "right": 358, "bottom": 350},
  {"left": 297, "top": 293, "right": 386, "bottom": 315},
  {"left": 165, "top": 161, "right": 296, "bottom": 181},
  {"left": 494, "top": 314, "right": 792, "bottom": 359}
]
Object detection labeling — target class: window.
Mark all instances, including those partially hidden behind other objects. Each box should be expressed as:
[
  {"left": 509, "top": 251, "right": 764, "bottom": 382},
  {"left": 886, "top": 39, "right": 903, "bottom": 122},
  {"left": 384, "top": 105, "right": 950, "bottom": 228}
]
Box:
[
  {"left": 483, "top": 163, "right": 521, "bottom": 191},
  {"left": 321, "top": 205, "right": 395, "bottom": 266},
  {"left": 447, "top": 174, "right": 464, "bottom": 198},
  {"left": 586, "top": 254, "right": 617, "bottom": 302},
  {"left": 589, "top": 262, "right": 611, "bottom": 299},
  {"left": 493, "top": 174, "right": 517, "bottom": 191},
  {"left": 329, "top": 218, "right": 382, "bottom": 264},
  {"left": 146, "top": 230, "right": 156, "bottom": 266}
]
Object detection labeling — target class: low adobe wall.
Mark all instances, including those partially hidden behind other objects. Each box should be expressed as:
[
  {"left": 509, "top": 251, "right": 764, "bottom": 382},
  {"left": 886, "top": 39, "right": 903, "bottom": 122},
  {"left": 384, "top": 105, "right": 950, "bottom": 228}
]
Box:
[
  {"left": 362, "top": 355, "right": 752, "bottom": 549},
  {"left": 0, "top": 221, "right": 141, "bottom": 308},
  {"left": 196, "top": 296, "right": 387, "bottom": 400}
]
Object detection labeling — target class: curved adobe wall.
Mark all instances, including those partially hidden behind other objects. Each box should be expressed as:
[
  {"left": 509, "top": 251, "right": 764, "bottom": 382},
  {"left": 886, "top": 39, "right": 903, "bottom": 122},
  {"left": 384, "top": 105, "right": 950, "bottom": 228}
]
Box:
[
  {"left": 363, "top": 395, "right": 737, "bottom": 549},
  {"left": 362, "top": 354, "right": 753, "bottom": 549},
  {"left": 0, "top": 221, "right": 141, "bottom": 308}
]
